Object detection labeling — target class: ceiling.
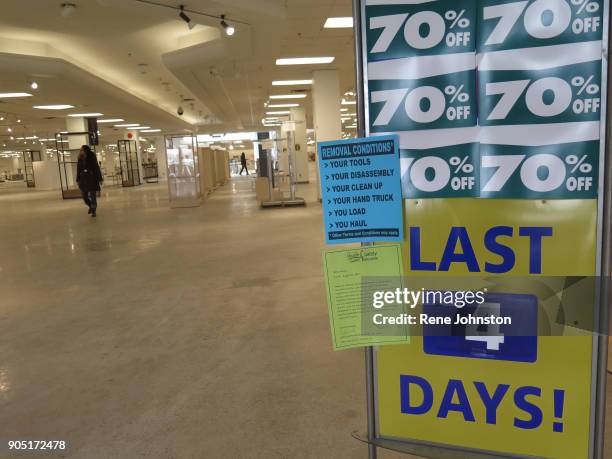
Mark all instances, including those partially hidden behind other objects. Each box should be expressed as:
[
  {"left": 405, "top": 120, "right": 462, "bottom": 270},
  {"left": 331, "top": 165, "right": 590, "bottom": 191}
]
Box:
[{"left": 0, "top": 0, "right": 356, "bottom": 151}]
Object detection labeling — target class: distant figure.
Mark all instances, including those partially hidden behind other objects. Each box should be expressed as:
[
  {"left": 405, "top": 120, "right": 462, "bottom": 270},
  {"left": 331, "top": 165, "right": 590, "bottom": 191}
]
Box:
[
  {"left": 76, "top": 145, "right": 103, "bottom": 217},
  {"left": 239, "top": 152, "right": 249, "bottom": 175}
]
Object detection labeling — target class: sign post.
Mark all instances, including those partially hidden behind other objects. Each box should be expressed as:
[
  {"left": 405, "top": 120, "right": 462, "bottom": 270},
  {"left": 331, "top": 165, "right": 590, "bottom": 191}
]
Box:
[{"left": 351, "top": 0, "right": 611, "bottom": 458}]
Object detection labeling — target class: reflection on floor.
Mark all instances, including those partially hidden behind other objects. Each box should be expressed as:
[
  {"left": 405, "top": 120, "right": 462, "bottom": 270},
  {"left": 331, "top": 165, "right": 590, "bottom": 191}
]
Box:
[{"left": 0, "top": 178, "right": 609, "bottom": 458}]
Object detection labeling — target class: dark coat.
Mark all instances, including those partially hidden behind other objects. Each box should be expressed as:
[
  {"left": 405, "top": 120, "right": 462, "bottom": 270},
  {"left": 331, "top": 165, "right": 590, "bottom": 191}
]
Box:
[{"left": 76, "top": 152, "right": 103, "bottom": 192}]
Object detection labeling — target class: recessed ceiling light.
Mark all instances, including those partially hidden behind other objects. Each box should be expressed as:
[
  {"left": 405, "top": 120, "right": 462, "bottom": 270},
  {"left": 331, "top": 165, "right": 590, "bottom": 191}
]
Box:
[
  {"left": 269, "top": 94, "right": 307, "bottom": 99},
  {"left": 340, "top": 108, "right": 349, "bottom": 112},
  {"left": 0, "top": 92, "right": 33, "bottom": 98},
  {"left": 267, "top": 103, "right": 299, "bottom": 108},
  {"left": 140, "top": 129, "right": 161, "bottom": 133},
  {"left": 266, "top": 111, "right": 290, "bottom": 115},
  {"left": 98, "top": 118, "right": 124, "bottom": 123},
  {"left": 68, "top": 113, "right": 103, "bottom": 117},
  {"left": 272, "top": 80, "right": 313, "bottom": 86},
  {"left": 130, "top": 126, "right": 151, "bottom": 130},
  {"left": 341, "top": 99, "right": 356, "bottom": 105},
  {"left": 276, "top": 57, "right": 335, "bottom": 65},
  {"left": 33, "top": 105, "right": 74, "bottom": 110},
  {"left": 324, "top": 17, "right": 354, "bottom": 28},
  {"left": 114, "top": 123, "right": 140, "bottom": 127}
]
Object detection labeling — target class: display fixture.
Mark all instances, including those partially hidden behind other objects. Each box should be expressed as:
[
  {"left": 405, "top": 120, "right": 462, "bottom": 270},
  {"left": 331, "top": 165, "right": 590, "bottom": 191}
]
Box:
[
  {"left": 258, "top": 126, "right": 305, "bottom": 208},
  {"left": 55, "top": 131, "right": 95, "bottom": 199},
  {"left": 22, "top": 149, "right": 40, "bottom": 188},
  {"left": 142, "top": 161, "right": 158, "bottom": 183},
  {"left": 196, "top": 146, "right": 215, "bottom": 197},
  {"left": 164, "top": 134, "right": 201, "bottom": 207},
  {"left": 117, "top": 140, "right": 141, "bottom": 187}
]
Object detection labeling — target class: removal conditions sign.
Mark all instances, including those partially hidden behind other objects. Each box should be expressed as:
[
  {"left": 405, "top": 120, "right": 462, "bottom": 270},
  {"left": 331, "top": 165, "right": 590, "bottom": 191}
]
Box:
[{"left": 318, "top": 135, "right": 403, "bottom": 244}]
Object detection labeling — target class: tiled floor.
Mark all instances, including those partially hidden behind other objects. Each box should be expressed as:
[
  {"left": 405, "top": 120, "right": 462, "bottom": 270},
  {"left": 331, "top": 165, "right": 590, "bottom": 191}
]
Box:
[{"left": 0, "top": 178, "right": 609, "bottom": 458}]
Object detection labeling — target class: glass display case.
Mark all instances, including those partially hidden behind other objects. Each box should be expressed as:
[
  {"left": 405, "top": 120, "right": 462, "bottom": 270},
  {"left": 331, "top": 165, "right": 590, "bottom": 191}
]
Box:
[{"left": 165, "top": 134, "right": 201, "bottom": 207}]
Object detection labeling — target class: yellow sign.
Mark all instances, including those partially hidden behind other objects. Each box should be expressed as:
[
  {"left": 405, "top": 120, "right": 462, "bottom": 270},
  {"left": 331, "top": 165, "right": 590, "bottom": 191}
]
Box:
[
  {"left": 376, "top": 199, "right": 596, "bottom": 459},
  {"left": 323, "top": 245, "right": 408, "bottom": 350}
]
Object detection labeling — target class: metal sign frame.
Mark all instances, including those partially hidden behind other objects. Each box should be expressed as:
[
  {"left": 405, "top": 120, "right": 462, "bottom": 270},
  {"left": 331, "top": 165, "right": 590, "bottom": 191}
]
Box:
[
  {"left": 351, "top": 1, "right": 611, "bottom": 458},
  {"left": 55, "top": 131, "right": 95, "bottom": 199},
  {"left": 22, "top": 149, "right": 39, "bottom": 188},
  {"left": 117, "top": 139, "right": 141, "bottom": 187}
]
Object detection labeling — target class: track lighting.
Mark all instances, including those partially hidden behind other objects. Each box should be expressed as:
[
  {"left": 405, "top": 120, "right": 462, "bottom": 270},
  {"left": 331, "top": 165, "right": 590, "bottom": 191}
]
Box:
[
  {"left": 220, "top": 15, "right": 235, "bottom": 36},
  {"left": 179, "top": 5, "right": 195, "bottom": 30}
]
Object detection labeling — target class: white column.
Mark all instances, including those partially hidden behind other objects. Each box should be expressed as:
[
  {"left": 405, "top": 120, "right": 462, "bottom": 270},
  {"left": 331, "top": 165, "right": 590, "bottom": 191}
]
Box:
[
  {"left": 290, "top": 106, "right": 309, "bottom": 183},
  {"left": 312, "top": 70, "right": 342, "bottom": 197},
  {"left": 66, "top": 117, "right": 88, "bottom": 151},
  {"left": 65, "top": 117, "right": 89, "bottom": 189},
  {"left": 154, "top": 136, "right": 167, "bottom": 182}
]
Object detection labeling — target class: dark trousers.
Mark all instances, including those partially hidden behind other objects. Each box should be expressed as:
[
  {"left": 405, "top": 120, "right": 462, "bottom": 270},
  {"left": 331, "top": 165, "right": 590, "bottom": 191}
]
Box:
[
  {"left": 81, "top": 190, "right": 97, "bottom": 210},
  {"left": 240, "top": 165, "right": 249, "bottom": 175}
]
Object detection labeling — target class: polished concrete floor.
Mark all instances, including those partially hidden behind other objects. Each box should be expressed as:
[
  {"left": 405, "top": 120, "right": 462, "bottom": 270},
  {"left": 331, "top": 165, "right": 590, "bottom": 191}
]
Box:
[{"left": 0, "top": 178, "right": 610, "bottom": 458}]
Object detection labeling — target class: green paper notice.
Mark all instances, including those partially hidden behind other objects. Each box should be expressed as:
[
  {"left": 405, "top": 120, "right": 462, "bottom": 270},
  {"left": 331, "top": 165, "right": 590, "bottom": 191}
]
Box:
[{"left": 323, "top": 244, "right": 409, "bottom": 350}]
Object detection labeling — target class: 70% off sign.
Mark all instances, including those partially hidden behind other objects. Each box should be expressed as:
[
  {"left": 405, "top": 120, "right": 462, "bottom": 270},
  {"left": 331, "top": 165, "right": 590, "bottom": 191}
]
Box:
[
  {"left": 372, "top": 84, "right": 471, "bottom": 127},
  {"left": 484, "top": 72, "right": 600, "bottom": 122},
  {"left": 402, "top": 154, "right": 476, "bottom": 193},
  {"left": 482, "top": 0, "right": 601, "bottom": 47},
  {"left": 369, "top": 8, "right": 473, "bottom": 53}
]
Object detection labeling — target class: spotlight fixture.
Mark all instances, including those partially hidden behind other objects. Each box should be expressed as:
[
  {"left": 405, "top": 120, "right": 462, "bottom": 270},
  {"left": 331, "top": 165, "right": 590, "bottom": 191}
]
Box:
[
  {"left": 220, "top": 15, "right": 235, "bottom": 36},
  {"left": 179, "top": 5, "right": 196, "bottom": 30},
  {"left": 30, "top": 81, "right": 38, "bottom": 90},
  {"left": 61, "top": 2, "right": 77, "bottom": 17}
]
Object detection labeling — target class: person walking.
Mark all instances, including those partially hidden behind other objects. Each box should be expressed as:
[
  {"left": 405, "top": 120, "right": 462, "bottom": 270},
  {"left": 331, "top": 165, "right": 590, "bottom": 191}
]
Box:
[
  {"left": 76, "top": 145, "right": 103, "bottom": 217},
  {"left": 239, "top": 152, "right": 249, "bottom": 175}
]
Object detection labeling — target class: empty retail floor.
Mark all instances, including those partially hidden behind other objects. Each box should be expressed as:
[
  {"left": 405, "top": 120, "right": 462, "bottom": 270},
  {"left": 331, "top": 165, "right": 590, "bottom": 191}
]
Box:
[{"left": 0, "top": 179, "right": 610, "bottom": 458}]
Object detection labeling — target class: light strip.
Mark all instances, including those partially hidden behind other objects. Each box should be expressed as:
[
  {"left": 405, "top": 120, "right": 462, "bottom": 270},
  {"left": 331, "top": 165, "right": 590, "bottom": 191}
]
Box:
[
  {"left": 269, "top": 94, "right": 307, "bottom": 99},
  {"left": 272, "top": 80, "right": 313, "bottom": 86},
  {"left": 114, "top": 123, "right": 140, "bottom": 127},
  {"left": 0, "top": 92, "right": 32, "bottom": 98},
  {"left": 267, "top": 103, "right": 299, "bottom": 108},
  {"left": 266, "top": 111, "right": 290, "bottom": 115},
  {"left": 341, "top": 99, "right": 356, "bottom": 105},
  {"left": 276, "top": 57, "right": 335, "bottom": 65},
  {"left": 33, "top": 105, "right": 74, "bottom": 110},
  {"left": 129, "top": 126, "right": 151, "bottom": 130},
  {"left": 324, "top": 17, "right": 354, "bottom": 28},
  {"left": 98, "top": 118, "right": 124, "bottom": 123},
  {"left": 140, "top": 129, "right": 161, "bottom": 133},
  {"left": 69, "top": 113, "right": 103, "bottom": 117}
]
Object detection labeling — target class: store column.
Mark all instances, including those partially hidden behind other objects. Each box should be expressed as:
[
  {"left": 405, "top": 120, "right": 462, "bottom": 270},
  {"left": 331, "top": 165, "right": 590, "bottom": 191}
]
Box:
[
  {"left": 65, "top": 117, "right": 89, "bottom": 150},
  {"left": 125, "top": 129, "right": 144, "bottom": 185},
  {"left": 65, "top": 117, "right": 90, "bottom": 190},
  {"left": 312, "top": 70, "right": 342, "bottom": 197},
  {"left": 290, "top": 106, "right": 308, "bottom": 183}
]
